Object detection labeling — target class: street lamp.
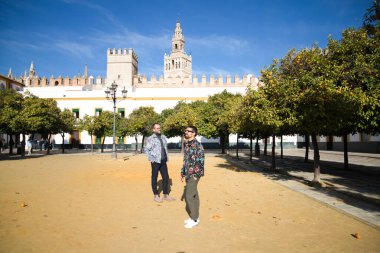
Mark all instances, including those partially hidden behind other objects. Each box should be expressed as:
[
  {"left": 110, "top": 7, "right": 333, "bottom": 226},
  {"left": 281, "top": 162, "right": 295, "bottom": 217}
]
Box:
[{"left": 105, "top": 81, "right": 128, "bottom": 159}]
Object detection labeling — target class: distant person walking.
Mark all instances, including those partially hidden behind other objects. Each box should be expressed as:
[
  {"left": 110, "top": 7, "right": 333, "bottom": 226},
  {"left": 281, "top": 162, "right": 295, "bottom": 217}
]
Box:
[
  {"left": 145, "top": 123, "right": 175, "bottom": 203},
  {"left": 26, "top": 135, "right": 33, "bottom": 156},
  {"left": 0, "top": 138, "right": 3, "bottom": 154},
  {"left": 181, "top": 126, "right": 205, "bottom": 229}
]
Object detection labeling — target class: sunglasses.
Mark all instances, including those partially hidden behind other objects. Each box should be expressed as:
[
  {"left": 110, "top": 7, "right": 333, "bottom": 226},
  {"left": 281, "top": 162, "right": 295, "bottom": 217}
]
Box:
[{"left": 184, "top": 130, "right": 194, "bottom": 133}]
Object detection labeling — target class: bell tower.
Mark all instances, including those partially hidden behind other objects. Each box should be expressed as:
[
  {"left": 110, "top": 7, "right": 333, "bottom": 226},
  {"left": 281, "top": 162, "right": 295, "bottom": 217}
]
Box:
[
  {"left": 172, "top": 20, "right": 185, "bottom": 53},
  {"left": 164, "top": 19, "right": 192, "bottom": 81}
]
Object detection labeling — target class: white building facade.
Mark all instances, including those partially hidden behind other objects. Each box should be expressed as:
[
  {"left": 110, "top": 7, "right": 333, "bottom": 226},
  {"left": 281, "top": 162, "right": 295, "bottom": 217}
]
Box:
[
  {"left": 19, "top": 20, "right": 277, "bottom": 150},
  {"left": 7, "top": 20, "right": 377, "bottom": 152}
]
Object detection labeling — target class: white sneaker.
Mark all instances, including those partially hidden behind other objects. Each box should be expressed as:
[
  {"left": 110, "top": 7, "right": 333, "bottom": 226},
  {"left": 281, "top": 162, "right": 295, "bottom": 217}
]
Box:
[
  {"left": 184, "top": 219, "right": 199, "bottom": 228},
  {"left": 153, "top": 195, "right": 162, "bottom": 203},
  {"left": 184, "top": 218, "right": 200, "bottom": 224}
]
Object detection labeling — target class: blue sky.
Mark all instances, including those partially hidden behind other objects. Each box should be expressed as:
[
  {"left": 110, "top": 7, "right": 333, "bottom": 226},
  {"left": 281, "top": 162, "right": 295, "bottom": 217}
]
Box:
[{"left": 0, "top": 0, "right": 371, "bottom": 79}]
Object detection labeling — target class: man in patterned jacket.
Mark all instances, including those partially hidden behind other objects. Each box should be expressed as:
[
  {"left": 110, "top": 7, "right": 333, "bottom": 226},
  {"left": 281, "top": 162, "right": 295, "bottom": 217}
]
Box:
[
  {"left": 181, "top": 125, "right": 205, "bottom": 228},
  {"left": 145, "top": 123, "right": 175, "bottom": 203}
]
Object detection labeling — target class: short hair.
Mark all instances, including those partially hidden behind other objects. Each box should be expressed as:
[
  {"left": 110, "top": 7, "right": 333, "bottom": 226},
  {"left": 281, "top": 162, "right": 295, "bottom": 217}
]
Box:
[
  {"left": 187, "top": 125, "right": 198, "bottom": 136},
  {"left": 152, "top": 123, "right": 160, "bottom": 129}
]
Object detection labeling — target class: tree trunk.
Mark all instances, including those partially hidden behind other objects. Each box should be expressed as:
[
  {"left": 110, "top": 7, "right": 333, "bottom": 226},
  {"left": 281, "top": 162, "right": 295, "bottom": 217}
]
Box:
[
  {"left": 236, "top": 134, "right": 239, "bottom": 158},
  {"left": 61, "top": 133, "right": 65, "bottom": 154},
  {"left": 271, "top": 134, "right": 276, "bottom": 170},
  {"left": 264, "top": 136, "right": 268, "bottom": 156},
  {"left": 46, "top": 134, "right": 51, "bottom": 155},
  {"left": 220, "top": 133, "right": 226, "bottom": 154},
  {"left": 343, "top": 133, "right": 349, "bottom": 170},
  {"left": 249, "top": 133, "right": 253, "bottom": 163},
  {"left": 90, "top": 132, "right": 94, "bottom": 153},
  {"left": 181, "top": 135, "right": 184, "bottom": 154},
  {"left": 311, "top": 134, "right": 321, "bottom": 184},
  {"left": 304, "top": 134, "right": 309, "bottom": 163},
  {"left": 101, "top": 136, "right": 105, "bottom": 153},
  {"left": 9, "top": 134, "right": 14, "bottom": 155},
  {"left": 135, "top": 134, "right": 138, "bottom": 153},
  {"left": 21, "top": 133, "right": 26, "bottom": 157},
  {"left": 255, "top": 134, "right": 260, "bottom": 156},
  {"left": 280, "top": 135, "right": 283, "bottom": 159},
  {"left": 226, "top": 132, "right": 230, "bottom": 155},
  {"left": 140, "top": 135, "right": 145, "bottom": 153}
]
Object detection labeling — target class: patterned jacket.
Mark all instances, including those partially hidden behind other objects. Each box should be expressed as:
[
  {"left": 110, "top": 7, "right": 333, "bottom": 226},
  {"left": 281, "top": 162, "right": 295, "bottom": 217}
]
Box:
[
  {"left": 181, "top": 139, "right": 205, "bottom": 179},
  {"left": 145, "top": 134, "right": 169, "bottom": 163}
]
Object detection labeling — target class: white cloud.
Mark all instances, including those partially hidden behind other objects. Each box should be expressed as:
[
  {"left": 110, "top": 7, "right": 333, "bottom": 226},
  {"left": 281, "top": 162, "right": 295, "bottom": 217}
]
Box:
[
  {"left": 0, "top": 38, "right": 40, "bottom": 50},
  {"left": 55, "top": 41, "right": 95, "bottom": 59},
  {"left": 188, "top": 34, "right": 249, "bottom": 54}
]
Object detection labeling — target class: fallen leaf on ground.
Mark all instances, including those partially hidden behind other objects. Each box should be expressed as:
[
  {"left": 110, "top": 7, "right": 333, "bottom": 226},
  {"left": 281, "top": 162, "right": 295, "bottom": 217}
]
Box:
[{"left": 212, "top": 215, "right": 222, "bottom": 220}]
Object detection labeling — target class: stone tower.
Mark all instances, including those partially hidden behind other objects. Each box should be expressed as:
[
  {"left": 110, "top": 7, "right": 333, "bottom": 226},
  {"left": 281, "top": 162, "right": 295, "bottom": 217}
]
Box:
[
  {"left": 84, "top": 64, "right": 88, "bottom": 79},
  {"left": 164, "top": 19, "right": 192, "bottom": 80},
  {"left": 106, "top": 48, "right": 138, "bottom": 88},
  {"left": 29, "top": 62, "right": 35, "bottom": 78}
]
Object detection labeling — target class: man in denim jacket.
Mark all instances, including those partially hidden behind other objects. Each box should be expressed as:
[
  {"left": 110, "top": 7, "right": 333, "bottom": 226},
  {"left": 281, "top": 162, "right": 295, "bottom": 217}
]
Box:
[{"left": 145, "top": 123, "right": 175, "bottom": 202}]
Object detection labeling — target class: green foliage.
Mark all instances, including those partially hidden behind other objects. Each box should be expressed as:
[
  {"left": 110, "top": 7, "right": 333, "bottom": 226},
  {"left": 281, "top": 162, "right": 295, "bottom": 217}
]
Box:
[
  {"left": 21, "top": 96, "right": 62, "bottom": 135},
  {"left": 77, "top": 114, "right": 96, "bottom": 135},
  {"left": 241, "top": 87, "right": 281, "bottom": 136},
  {"left": 125, "top": 106, "right": 159, "bottom": 137},
  {"left": 162, "top": 102, "right": 199, "bottom": 138},
  {"left": 93, "top": 111, "right": 116, "bottom": 138},
  {"left": 327, "top": 27, "right": 380, "bottom": 134},
  {"left": 0, "top": 89, "right": 24, "bottom": 134},
  {"left": 205, "top": 90, "right": 242, "bottom": 137},
  {"left": 363, "top": 0, "right": 379, "bottom": 36},
  {"left": 59, "top": 109, "right": 76, "bottom": 134}
]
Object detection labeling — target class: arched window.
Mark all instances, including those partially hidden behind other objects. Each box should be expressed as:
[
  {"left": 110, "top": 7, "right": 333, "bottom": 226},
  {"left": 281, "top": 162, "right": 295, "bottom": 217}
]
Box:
[
  {"left": 175, "top": 44, "right": 178, "bottom": 49},
  {"left": 55, "top": 81, "right": 59, "bottom": 86}
]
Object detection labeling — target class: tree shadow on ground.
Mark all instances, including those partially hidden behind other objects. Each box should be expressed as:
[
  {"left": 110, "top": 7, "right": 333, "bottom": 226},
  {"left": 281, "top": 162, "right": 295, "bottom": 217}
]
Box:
[
  {"left": 217, "top": 155, "right": 380, "bottom": 213},
  {"left": 0, "top": 154, "right": 46, "bottom": 161},
  {"left": 221, "top": 153, "right": 380, "bottom": 200}
]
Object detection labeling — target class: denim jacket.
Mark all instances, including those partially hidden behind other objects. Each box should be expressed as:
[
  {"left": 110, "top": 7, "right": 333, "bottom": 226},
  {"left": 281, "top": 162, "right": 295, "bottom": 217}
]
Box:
[{"left": 145, "top": 134, "right": 169, "bottom": 163}]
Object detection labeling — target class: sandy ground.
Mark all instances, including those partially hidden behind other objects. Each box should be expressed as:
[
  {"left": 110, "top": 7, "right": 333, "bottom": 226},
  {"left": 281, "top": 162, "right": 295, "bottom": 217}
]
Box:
[{"left": 0, "top": 153, "right": 379, "bottom": 253}]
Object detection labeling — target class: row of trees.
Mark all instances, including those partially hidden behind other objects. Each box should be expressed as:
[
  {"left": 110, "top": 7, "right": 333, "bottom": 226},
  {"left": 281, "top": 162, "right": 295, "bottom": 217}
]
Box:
[
  {"left": 0, "top": 90, "right": 75, "bottom": 155},
  {"left": 228, "top": 7, "right": 379, "bottom": 184}
]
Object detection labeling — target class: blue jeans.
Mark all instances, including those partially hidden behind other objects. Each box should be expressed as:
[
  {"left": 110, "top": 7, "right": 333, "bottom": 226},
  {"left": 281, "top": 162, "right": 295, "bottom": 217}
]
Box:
[{"left": 151, "top": 161, "right": 169, "bottom": 195}]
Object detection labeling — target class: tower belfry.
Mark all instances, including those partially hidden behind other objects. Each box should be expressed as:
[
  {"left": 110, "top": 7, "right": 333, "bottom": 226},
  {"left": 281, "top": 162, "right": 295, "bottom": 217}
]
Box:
[
  {"left": 164, "top": 20, "right": 192, "bottom": 81},
  {"left": 172, "top": 19, "right": 185, "bottom": 53}
]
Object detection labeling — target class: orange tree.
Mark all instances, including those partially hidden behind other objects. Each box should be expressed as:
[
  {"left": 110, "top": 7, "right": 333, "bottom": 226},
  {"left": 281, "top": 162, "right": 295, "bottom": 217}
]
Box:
[
  {"left": 162, "top": 101, "right": 199, "bottom": 152},
  {"left": 125, "top": 106, "right": 158, "bottom": 152},
  {"left": 240, "top": 86, "right": 282, "bottom": 169},
  {"left": 59, "top": 109, "right": 76, "bottom": 154},
  {"left": 21, "top": 95, "right": 62, "bottom": 155},
  {"left": 327, "top": 26, "right": 379, "bottom": 169},
  {"left": 77, "top": 115, "right": 96, "bottom": 152},
  {"left": 205, "top": 90, "right": 242, "bottom": 154},
  {"left": 0, "top": 89, "right": 24, "bottom": 155},
  {"left": 279, "top": 46, "right": 360, "bottom": 185}
]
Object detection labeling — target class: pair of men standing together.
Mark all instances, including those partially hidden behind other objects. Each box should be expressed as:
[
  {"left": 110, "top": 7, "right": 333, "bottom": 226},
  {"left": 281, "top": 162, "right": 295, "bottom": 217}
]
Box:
[{"left": 145, "top": 123, "right": 205, "bottom": 229}]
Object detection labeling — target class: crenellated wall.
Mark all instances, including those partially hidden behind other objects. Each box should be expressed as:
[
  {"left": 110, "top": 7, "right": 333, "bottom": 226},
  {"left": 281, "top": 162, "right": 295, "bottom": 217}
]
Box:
[
  {"left": 25, "top": 75, "right": 92, "bottom": 87},
  {"left": 23, "top": 73, "right": 259, "bottom": 89},
  {"left": 132, "top": 74, "right": 259, "bottom": 88}
]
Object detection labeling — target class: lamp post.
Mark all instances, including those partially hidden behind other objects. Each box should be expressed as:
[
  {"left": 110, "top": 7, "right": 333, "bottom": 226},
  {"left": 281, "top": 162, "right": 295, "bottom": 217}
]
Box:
[{"left": 105, "top": 81, "right": 128, "bottom": 159}]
